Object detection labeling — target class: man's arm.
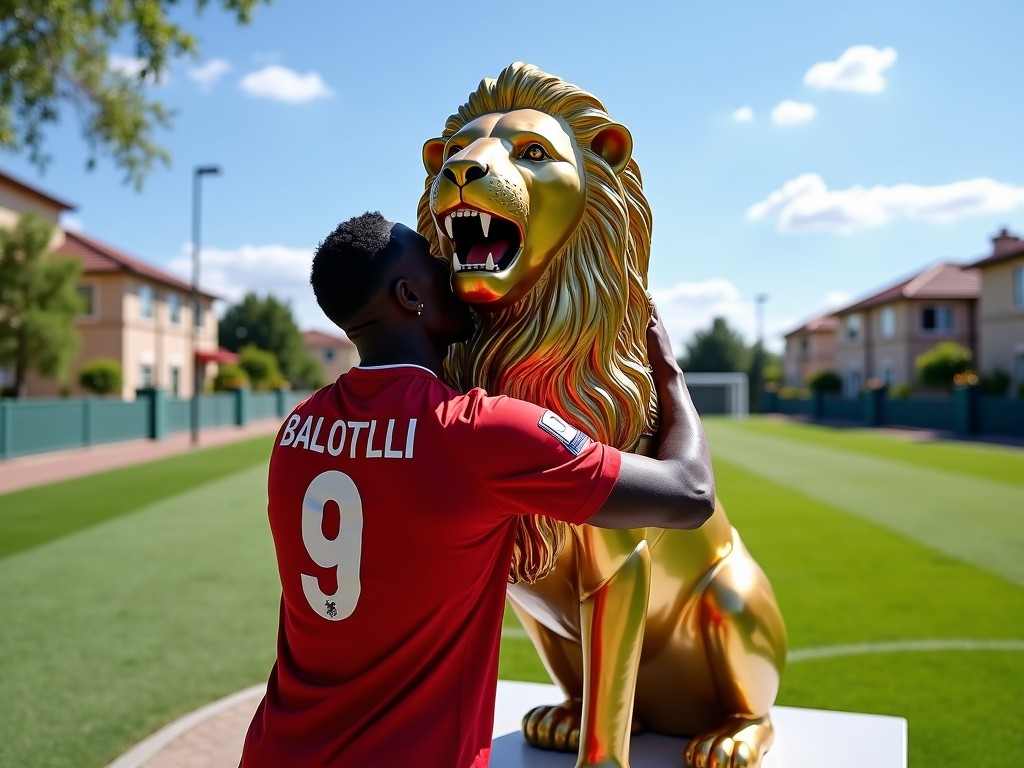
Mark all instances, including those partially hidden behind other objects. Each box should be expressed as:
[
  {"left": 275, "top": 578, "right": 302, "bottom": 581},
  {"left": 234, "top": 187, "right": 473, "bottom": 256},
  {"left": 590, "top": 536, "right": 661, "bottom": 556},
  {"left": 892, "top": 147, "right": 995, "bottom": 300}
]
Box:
[{"left": 587, "top": 307, "right": 716, "bottom": 530}]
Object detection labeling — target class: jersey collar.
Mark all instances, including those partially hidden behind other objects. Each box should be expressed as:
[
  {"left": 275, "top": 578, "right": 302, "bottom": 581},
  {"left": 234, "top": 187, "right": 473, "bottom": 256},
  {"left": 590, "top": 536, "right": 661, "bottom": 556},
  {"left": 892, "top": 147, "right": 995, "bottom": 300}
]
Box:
[{"left": 354, "top": 363, "right": 438, "bottom": 378}]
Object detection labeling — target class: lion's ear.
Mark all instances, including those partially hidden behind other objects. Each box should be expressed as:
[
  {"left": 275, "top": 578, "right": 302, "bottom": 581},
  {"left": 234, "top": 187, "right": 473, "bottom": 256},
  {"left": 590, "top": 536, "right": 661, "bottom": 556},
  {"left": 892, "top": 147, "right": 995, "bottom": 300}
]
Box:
[
  {"left": 423, "top": 138, "right": 447, "bottom": 176},
  {"left": 591, "top": 123, "right": 633, "bottom": 176}
]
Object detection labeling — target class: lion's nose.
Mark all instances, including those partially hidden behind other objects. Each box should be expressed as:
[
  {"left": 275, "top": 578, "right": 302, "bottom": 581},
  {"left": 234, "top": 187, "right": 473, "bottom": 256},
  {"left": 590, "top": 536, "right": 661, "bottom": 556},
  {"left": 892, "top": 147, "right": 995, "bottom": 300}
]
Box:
[{"left": 442, "top": 159, "right": 488, "bottom": 188}]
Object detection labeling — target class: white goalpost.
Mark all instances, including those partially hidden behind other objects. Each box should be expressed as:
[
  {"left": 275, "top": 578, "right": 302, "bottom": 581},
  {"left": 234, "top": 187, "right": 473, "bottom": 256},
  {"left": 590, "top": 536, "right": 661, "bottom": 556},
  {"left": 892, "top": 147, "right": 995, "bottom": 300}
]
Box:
[{"left": 681, "top": 373, "right": 749, "bottom": 419}]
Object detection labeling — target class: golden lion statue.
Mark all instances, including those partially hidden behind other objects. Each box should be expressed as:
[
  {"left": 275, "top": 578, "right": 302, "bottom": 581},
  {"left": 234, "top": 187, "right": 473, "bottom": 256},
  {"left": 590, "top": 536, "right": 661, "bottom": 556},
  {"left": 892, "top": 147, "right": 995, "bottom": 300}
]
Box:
[{"left": 417, "top": 62, "right": 786, "bottom": 768}]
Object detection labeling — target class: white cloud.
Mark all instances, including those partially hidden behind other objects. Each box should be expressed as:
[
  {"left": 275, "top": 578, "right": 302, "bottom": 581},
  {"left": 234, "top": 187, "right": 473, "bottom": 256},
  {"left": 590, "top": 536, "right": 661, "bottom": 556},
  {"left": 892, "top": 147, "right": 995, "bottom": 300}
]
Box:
[
  {"left": 733, "top": 106, "right": 754, "bottom": 123},
  {"left": 651, "top": 279, "right": 773, "bottom": 351},
  {"left": 60, "top": 215, "right": 85, "bottom": 233},
  {"left": 239, "top": 65, "right": 332, "bottom": 103},
  {"left": 747, "top": 174, "right": 1024, "bottom": 234},
  {"left": 771, "top": 100, "right": 816, "bottom": 125},
  {"left": 188, "top": 58, "right": 231, "bottom": 90},
  {"left": 804, "top": 45, "right": 897, "bottom": 94},
  {"left": 168, "top": 242, "right": 325, "bottom": 327},
  {"left": 822, "top": 290, "right": 852, "bottom": 309},
  {"left": 109, "top": 54, "right": 167, "bottom": 85}
]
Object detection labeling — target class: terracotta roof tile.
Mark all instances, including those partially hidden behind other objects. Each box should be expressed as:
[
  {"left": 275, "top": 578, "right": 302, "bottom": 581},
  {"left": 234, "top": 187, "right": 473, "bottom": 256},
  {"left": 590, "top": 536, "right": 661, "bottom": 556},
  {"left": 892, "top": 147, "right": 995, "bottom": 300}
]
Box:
[
  {"left": 303, "top": 329, "right": 354, "bottom": 348},
  {"left": 56, "top": 231, "right": 218, "bottom": 299},
  {"left": 834, "top": 263, "right": 979, "bottom": 315},
  {"left": 784, "top": 313, "right": 838, "bottom": 338}
]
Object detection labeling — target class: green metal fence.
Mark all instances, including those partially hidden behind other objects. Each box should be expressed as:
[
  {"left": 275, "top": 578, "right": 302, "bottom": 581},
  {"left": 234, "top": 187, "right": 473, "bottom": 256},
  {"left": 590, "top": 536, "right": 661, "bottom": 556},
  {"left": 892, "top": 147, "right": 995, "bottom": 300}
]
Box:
[
  {"left": 0, "top": 388, "right": 312, "bottom": 460},
  {"left": 764, "top": 387, "right": 1023, "bottom": 439}
]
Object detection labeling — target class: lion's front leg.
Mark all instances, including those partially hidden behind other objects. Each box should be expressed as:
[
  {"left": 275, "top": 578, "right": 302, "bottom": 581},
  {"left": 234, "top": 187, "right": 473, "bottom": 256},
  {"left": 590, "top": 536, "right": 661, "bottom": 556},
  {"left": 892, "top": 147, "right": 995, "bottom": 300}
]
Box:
[{"left": 574, "top": 540, "right": 651, "bottom": 768}]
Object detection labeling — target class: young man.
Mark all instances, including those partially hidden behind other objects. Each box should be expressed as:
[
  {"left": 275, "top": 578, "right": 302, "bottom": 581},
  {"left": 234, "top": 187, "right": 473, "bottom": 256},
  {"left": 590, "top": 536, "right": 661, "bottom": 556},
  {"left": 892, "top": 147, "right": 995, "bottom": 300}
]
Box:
[{"left": 239, "top": 212, "right": 715, "bottom": 768}]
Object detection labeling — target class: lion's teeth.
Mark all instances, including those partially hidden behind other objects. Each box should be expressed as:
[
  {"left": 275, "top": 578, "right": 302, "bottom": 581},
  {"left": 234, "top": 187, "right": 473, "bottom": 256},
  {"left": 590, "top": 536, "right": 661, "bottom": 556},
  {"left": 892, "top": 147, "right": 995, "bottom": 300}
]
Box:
[
  {"left": 445, "top": 215, "right": 454, "bottom": 239},
  {"left": 480, "top": 213, "right": 491, "bottom": 238},
  {"left": 485, "top": 253, "right": 496, "bottom": 271},
  {"left": 452, "top": 253, "right": 461, "bottom": 271}
]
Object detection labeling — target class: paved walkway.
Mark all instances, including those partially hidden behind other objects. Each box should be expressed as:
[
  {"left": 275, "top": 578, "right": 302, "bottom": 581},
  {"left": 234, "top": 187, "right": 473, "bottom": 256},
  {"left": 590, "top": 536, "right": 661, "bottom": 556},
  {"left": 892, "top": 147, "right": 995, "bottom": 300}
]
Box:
[{"left": 0, "top": 420, "right": 282, "bottom": 495}]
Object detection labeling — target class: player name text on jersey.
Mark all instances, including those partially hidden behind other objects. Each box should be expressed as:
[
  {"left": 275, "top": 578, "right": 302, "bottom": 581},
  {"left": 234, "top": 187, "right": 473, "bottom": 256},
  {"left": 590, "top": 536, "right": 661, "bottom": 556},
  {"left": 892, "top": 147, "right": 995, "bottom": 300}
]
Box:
[{"left": 279, "top": 414, "right": 417, "bottom": 459}]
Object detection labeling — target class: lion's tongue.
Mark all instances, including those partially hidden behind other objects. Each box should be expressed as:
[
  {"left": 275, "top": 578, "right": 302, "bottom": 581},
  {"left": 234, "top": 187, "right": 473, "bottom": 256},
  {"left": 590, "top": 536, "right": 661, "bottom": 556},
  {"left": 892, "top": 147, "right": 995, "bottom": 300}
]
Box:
[{"left": 466, "top": 241, "right": 512, "bottom": 266}]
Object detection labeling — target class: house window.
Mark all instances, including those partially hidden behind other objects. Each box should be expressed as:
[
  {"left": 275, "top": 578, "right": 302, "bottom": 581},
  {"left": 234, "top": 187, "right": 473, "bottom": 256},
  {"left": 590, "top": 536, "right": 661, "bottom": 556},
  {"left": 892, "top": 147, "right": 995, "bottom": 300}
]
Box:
[
  {"left": 170, "top": 366, "right": 181, "bottom": 397},
  {"left": 0, "top": 367, "right": 11, "bottom": 387},
  {"left": 139, "top": 364, "right": 153, "bottom": 388},
  {"left": 800, "top": 338, "right": 808, "bottom": 352},
  {"left": 845, "top": 314, "right": 861, "bottom": 341},
  {"left": 323, "top": 348, "right": 335, "bottom": 363},
  {"left": 921, "top": 305, "right": 953, "bottom": 333},
  {"left": 77, "top": 285, "right": 96, "bottom": 317},
  {"left": 168, "top": 293, "right": 181, "bottom": 324},
  {"left": 139, "top": 284, "right": 154, "bottom": 319},
  {"left": 1015, "top": 351, "right": 1024, "bottom": 394},
  {"left": 1014, "top": 266, "right": 1024, "bottom": 308},
  {"left": 878, "top": 307, "right": 895, "bottom": 339}
]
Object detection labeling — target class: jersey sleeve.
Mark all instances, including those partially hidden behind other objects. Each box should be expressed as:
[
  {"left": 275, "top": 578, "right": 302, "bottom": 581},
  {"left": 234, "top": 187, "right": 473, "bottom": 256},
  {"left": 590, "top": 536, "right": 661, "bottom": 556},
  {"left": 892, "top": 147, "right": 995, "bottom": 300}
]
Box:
[{"left": 437, "top": 390, "right": 622, "bottom": 524}]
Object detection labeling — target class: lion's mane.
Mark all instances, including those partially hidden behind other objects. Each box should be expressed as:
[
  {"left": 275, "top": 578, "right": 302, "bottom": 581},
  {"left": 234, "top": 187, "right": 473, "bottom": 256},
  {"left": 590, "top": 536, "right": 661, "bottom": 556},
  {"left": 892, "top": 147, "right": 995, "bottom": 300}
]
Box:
[{"left": 416, "top": 62, "right": 655, "bottom": 584}]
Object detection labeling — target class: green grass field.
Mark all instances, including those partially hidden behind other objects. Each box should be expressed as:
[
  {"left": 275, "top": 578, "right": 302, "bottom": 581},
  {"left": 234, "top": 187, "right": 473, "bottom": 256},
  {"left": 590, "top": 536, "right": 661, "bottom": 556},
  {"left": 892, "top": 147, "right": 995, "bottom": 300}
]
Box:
[{"left": 1, "top": 419, "right": 1022, "bottom": 767}]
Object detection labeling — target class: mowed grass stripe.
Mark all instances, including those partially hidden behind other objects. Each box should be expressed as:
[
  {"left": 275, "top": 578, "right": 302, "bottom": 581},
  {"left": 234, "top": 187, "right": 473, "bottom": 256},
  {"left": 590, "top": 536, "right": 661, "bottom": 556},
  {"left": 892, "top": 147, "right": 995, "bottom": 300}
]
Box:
[
  {"left": 0, "top": 436, "right": 276, "bottom": 559},
  {"left": 728, "top": 416, "right": 1024, "bottom": 487},
  {"left": 704, "top": 419, "right": 1024, "bottom": 587},
  {"left": 0, "top": 465, "right": 281, "bottom": 768}
]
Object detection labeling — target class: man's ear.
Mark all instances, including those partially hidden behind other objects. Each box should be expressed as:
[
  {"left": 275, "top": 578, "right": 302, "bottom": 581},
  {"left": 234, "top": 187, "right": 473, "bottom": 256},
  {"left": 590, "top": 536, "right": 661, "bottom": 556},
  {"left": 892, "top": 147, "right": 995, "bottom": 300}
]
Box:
[
  {"left": 393, "top": 278, "right": 420, "bottom": 313},
  {"left": 591, "top": 123, "right": 633, "bottom": 175},
  {"left": 423, "top": 138, "right": 446, "bottom": 176}
]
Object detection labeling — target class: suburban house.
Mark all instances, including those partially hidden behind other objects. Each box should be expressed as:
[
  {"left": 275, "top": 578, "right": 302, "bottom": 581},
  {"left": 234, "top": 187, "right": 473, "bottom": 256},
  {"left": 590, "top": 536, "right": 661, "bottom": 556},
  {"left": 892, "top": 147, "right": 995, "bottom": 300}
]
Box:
[
  {"left": 830, "top": 262, "right": 980, "bottom": 396},
  {"left": 970, "top": 228, "right": 1024, "bottom": 393},
  {"left": 782, "top": 313, "right": 838, "bottom": 387},
  {"left": 0, "top": 168, "right": 220, "bottom": 399},
  {"left": 303, "top": 329, "right": 359, "bottom": 383}
]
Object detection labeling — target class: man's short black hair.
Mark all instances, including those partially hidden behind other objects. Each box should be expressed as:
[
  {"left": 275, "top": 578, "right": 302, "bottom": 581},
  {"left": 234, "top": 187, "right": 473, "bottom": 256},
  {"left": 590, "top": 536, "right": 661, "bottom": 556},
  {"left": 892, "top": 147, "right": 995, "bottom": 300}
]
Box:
[{"left": 310, "top": 211, "right": 404, "bottom": 329}]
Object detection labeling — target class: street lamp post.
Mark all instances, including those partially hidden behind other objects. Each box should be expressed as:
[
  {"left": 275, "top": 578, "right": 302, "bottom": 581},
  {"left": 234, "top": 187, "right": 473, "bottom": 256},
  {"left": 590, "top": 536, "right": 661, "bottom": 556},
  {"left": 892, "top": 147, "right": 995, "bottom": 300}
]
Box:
[
  {"left": 191, "top": 165, "right": 221, "bottom": 446},
  {"left": 755, "top": 293, "right": 769, "bottom": 412}
]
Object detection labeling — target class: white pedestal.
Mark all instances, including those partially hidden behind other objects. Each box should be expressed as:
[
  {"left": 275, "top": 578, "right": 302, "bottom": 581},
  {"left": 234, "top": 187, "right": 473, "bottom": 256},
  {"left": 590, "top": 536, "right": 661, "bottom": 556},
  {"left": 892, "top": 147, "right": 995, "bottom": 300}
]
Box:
[{"left": 491, "top": 681, "right": 907, "bottom": 768}]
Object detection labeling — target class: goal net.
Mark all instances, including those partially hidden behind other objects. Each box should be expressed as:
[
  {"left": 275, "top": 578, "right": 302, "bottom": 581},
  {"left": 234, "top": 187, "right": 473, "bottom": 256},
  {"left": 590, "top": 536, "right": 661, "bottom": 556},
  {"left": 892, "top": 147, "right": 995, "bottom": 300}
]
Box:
[{"left": 682, "top": 373, "right": 749, "bottom": 419}]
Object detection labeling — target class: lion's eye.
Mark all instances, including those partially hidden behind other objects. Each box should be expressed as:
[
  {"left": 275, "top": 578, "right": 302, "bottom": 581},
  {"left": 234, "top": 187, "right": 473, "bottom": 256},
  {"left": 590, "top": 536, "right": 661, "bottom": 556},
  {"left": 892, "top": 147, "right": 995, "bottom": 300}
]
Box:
[
  {"left": 446, "top": 144, "right": 463, "bottom": 159},
  {"left": 521, "top": 143, "right": 550, "bottom": 161}
]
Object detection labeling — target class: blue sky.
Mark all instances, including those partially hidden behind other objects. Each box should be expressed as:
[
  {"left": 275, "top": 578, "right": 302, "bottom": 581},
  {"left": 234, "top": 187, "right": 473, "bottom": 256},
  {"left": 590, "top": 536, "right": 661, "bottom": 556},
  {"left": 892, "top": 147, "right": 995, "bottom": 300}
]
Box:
[{"left": 3, "top": 0, "right": 1023, "bottom": 352}]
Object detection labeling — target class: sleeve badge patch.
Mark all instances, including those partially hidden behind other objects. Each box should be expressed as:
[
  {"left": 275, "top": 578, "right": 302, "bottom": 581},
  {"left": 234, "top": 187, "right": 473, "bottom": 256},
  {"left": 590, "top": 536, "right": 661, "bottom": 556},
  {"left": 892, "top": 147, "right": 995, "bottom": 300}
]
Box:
[{"left": 538, "top": 410, "right": 589, "bottom": 456}]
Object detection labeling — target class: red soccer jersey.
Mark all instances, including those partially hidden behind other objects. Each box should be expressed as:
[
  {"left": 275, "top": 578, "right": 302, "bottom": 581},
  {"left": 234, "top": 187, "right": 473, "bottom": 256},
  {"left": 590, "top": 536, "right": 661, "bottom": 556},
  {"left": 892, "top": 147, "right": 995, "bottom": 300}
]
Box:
[{"left": 240, "top": 364, "right": 621, "bottom": 768}]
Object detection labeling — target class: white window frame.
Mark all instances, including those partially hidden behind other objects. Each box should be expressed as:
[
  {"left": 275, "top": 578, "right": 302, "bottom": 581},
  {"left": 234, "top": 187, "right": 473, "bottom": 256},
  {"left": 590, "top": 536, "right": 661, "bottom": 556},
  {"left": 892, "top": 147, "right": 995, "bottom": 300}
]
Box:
[
  {"left": 878, "top": 307, "right": 895, "bottom": 339},
  {"left": 845, "top": 314, "right": 861, "bottom": 341},
  {"left": 77, "top": 281, "right": 99, "bottom": 321},
  {"left": 138, "top": 283, "right": 155, "bottom": 320},
  {"left": 1013, "top": 266, "right": 1024, "bottom": 309},
  {"left": 921, "top": 304, "right": 954, "bottom": 334},
  {"left": 168, "top": 292, "right": 182, "bottom": 325},
  {"left": 139, "top": 363, "right": 153, "bottom": 388}
]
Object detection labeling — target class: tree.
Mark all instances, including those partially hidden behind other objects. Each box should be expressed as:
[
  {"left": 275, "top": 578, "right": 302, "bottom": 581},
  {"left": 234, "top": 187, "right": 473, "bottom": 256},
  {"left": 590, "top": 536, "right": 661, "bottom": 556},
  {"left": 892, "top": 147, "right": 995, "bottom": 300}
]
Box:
[
  {"left": 679, "top": 317, "right": 751, "bottom": 373},
  {"left": 219, "top": 293, "right": 323, "bottom": 388},
  {"left": 808, "top": 370, "right": 842, "bottom": 394},
  {"left": 0, "top": 0, "right": 269, "bottom": 188},
  {"left": 79, "top": 358, "right": 123, "bottom": 395},
  {"left": 0, "top": 214, "right": 84, "bottom": 397},
  {"left": 238, "top": 344, "right": 285, "bottom": 390},
  {"left": 213, "top": 363, "right": 248, "bottom": 391},
  {"left": 916, "top": 342, "right": 973, "bottom": 390}
]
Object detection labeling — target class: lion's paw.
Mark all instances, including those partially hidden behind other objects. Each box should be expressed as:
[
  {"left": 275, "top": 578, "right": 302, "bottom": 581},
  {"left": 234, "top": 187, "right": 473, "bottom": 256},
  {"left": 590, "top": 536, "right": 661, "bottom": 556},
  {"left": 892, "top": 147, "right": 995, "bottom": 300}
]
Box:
[
  {"left": 683, "top": 716, "right": 773, "bottom": 768},
  {"left": 522, "top": 701, "right": 582, "bottom": 752}
]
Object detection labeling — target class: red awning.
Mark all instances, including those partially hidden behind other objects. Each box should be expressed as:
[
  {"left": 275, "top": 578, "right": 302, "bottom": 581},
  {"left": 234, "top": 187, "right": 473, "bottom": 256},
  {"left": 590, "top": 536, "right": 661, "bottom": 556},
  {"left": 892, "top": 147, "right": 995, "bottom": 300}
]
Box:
[{"left": 195, "top": 348, "right": 239, "bottom": 364}]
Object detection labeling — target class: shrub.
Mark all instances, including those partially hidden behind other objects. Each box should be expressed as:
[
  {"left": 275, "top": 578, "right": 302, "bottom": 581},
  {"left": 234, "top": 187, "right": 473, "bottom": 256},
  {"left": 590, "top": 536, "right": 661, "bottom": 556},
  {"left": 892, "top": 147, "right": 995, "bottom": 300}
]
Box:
[
  {"left": 79, "top": 358, "right": 123, "bottom": 395},
  {"left": 981, "top": 369, "right": 1011, "bottom": 397},
  {"left": 915, "top": 342, "right": 972, "bottom": 390},
  {"left": 808, "top": 370, "right": 842, "bottom": 394},
  {"left": 238, "top": 345, "right": 283, "bottom": 391},
  {"left": 777, "top": 386, "right": 806, "bottom": 400},
  {"left": 213, "top": 364, "right": 249, "bottom": 391},
  {"left": 889, "top": 383, "right": 914, "bottom": 400}
]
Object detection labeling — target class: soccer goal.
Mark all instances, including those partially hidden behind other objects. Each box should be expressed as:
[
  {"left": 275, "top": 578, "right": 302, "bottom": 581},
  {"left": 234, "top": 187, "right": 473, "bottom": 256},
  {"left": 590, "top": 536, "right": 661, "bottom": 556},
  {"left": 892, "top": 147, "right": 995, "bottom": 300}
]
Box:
[{"left": 682, "top": 373, "right": 749, "bottom": 419}]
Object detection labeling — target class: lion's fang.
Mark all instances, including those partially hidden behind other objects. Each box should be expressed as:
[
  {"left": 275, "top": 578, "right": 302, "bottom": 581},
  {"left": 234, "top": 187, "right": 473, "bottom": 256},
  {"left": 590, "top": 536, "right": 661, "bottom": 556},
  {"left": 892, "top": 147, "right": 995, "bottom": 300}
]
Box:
[
  {"left": 445, "top": 216, "right": 454, "bottom": 239},
  {"left": 452, "top": 253, "right": 461, "bottom": 271},
  {"left": 480, "top": 213, "right": 491, "bottom": 238},
  {"left": 485, "top": 253, "right": 496, "bottom": 271}
]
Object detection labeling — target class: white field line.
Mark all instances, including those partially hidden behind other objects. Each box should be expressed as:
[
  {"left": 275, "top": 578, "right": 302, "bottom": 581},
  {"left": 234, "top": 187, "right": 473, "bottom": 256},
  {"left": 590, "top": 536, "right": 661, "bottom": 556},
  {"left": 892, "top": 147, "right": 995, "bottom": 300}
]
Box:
[{"left": 501, "top": 629, "right": 1024, "bottom": 661}]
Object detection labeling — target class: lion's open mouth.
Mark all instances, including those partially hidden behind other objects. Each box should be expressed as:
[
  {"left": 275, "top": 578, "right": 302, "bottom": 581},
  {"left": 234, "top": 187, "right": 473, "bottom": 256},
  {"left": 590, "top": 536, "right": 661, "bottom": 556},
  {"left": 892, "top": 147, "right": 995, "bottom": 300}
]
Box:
[{"left": 441, "top": 208, "right": 521, "bottom": 272}]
